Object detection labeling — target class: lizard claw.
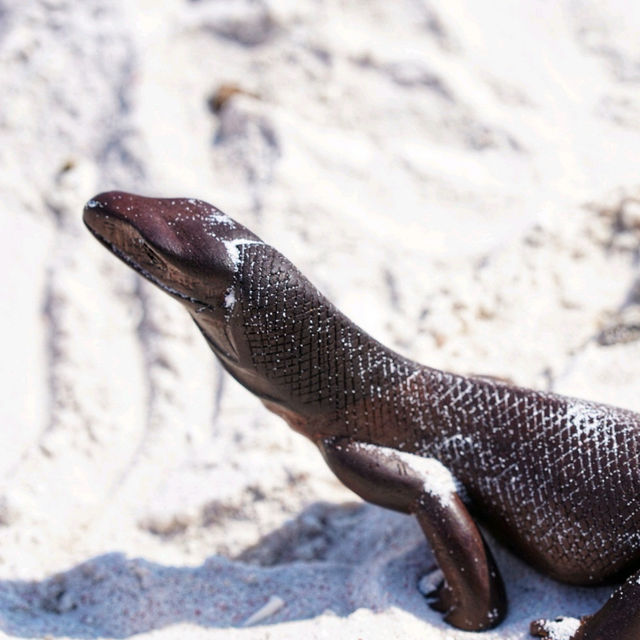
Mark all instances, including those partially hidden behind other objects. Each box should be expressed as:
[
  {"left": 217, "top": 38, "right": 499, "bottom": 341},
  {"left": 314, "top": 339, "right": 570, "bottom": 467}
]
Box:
[
  {"left": 530, "top": 616, "right": 582, "bottom": 639},
  {"left": 419, "top": 567, "right": 504, "bottom": 629},
  {"left": 418, "top": 568, "right": 451, "bottom": 613}
]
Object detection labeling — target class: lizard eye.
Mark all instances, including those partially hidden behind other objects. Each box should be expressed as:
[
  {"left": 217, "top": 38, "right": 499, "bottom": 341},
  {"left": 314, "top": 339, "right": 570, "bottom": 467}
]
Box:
[{"left": 142, "top": 243, "right": 165, "bottom": 269}]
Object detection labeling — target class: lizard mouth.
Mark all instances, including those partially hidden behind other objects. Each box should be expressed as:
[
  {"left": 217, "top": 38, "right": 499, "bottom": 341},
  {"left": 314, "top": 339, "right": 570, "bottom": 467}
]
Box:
[
  {"left": 85, "top": 219, "right": 214, "bottom": 314},
  {"left": 89, "top": 221, "right": 242, "bottom": 364}
]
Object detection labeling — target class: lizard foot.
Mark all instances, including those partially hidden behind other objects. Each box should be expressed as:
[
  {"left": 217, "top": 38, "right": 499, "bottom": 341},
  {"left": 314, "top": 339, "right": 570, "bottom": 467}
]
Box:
[
  {"left": 419, "top": 568, "right": 502, "bottom": 629},
  {"left": 530, "top": 616, "right": 583, "bottom": 639},
  {"left": 417, "top": 568, "right": 450, "bottom": 613}
]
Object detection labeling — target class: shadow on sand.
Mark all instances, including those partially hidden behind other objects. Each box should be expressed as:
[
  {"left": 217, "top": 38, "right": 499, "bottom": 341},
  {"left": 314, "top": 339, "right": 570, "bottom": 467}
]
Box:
[{"left": 0, "top": 503, "right": 438, "bottom": 638}]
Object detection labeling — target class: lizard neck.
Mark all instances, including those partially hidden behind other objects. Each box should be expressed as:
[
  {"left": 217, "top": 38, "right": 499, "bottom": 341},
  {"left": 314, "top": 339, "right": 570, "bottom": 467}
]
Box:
[{"left": 228, "top": 242, "right": 423, "bottom": 441}]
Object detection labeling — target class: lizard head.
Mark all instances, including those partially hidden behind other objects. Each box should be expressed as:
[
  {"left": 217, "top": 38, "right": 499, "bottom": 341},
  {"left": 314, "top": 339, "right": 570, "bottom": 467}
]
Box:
[{"left": 83, "top": 191, "right": 262, "bottom": 365}]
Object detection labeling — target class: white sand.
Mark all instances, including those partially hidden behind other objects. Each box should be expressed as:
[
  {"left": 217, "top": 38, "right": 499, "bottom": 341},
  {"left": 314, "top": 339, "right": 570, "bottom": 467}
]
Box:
[{"left": 2, "top": 1, "right": 640, "bottom": 638}]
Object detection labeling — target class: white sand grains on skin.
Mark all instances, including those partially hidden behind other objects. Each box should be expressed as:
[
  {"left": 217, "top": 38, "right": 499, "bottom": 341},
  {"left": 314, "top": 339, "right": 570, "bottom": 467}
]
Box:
[
  {"left": 356, "top": 443, "right": 458, "bottom": 506},
  {"left": 207, "top": 212, "right": 236, "bottom": 227},
  {"left": 536, "top": 617, "right": 581, "bottom": 640},
  {"left": 224, "top": 286, "right": 236, "bottom": 311},
  {"left": 222, "top": 239, "right": 263, "bottom": 269}
]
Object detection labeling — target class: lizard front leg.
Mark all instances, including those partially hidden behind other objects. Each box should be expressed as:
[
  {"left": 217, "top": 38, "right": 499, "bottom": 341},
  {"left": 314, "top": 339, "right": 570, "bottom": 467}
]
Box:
[
  {"left": 317, "top": 436, "right": 507, "bottom": 631},
  {"left": 531, "top": 568, "right": 640, "bottom": 639}
]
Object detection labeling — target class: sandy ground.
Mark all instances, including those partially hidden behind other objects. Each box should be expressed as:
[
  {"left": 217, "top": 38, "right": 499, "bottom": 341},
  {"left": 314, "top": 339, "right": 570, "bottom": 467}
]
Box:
[{"left": 2, "top": 1, "right": 640, "bottom": 638}]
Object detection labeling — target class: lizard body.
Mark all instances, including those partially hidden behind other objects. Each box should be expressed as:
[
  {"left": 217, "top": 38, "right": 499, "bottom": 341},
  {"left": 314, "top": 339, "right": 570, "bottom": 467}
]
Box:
[{"left": 84, "top": 191, "right": 640, "bottom": 638}]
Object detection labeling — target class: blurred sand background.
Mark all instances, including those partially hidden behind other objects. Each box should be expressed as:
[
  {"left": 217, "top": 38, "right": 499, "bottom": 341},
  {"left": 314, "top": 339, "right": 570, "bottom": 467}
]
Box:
[{"left": 2, "top": 1, "right": 640, "bottom": 638}]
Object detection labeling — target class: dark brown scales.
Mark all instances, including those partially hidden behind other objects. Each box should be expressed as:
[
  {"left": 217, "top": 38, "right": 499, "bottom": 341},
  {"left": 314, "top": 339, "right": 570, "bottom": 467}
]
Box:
[{"left": 236, "top": 242, "right": 640, "bottom": 585}]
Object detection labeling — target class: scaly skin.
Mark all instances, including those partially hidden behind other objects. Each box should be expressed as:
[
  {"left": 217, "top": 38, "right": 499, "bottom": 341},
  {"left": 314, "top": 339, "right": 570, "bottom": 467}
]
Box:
[{"left": 84, "top": 191, "right": 640, "bottom": 638}]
